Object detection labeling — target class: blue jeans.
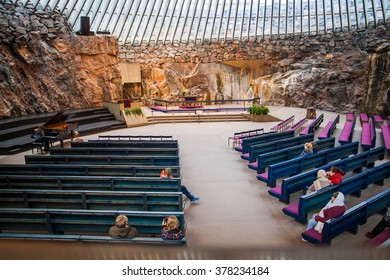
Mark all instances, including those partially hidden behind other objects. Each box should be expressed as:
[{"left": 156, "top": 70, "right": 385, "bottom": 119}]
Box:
[
  {"left": 181, "top": 185, "right": 194, "bottom": 201},
  {"left": 306, "top": 213, "right": 318, "bottom": 230}
]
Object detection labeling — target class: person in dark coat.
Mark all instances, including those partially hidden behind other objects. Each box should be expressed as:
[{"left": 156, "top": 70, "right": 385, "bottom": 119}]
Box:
[
  {"left": 109, "top": 215, "right": 139, "bottom": 238},
  {"left": 161, "top": 216, "right": 185, "bottom": 240},
  {"left": 365, "top": 208, "right": 390, "bottom": 239}
]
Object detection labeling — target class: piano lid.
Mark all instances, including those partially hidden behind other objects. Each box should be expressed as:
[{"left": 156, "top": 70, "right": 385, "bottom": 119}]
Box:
[{"left": 43, "top": 111, "right": 74, "bottom": 127}]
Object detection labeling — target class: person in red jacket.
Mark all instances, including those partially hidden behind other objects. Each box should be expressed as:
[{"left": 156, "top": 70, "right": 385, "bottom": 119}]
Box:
[
  {"left": 160, "top": 168, "right": 199, "bottom": 203},
  {"left": 326, "top": 166, "right": 344, "bottom": 185},
  {"left": 302, "top": 191, "right": 347, "bottom": 242}
]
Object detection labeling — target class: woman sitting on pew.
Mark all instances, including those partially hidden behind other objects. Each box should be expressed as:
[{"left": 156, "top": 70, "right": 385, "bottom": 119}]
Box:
[
  {"left": 161, "top": 216, "right": 185, "bottom": 240},
  {"left": 72, "top": 131, "right": 84, "bottom": 142},
  {"left": 302, "top": 192, "right": 347, "bottom": 242},
  {"left": 299, "top": 142, "right": 313, "bottom": 157},
  {"left": 326, "top": 166, "right": 344, "bottom": 185},
  {"left": 160, "top": 168, "right": 199, "bottom": 203},
  {"left": 109, "top": 215, "right": 139, "bottom": 238},
  {"left": 305, "top": 169, "right": 330, "bottom": 194}
]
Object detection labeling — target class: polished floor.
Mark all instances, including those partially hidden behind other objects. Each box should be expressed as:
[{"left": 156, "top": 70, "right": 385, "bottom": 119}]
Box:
[{"left": 0, "top": 106, "right": 389, "bottom": 259}]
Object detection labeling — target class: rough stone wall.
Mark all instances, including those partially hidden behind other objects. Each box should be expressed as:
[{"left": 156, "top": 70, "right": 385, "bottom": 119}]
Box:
[
  {"left": 120, "top": 23, "right": 390, "bottom": 115},
  {"left": 0, "top": 1, "right": 122, "bottom": 117}
]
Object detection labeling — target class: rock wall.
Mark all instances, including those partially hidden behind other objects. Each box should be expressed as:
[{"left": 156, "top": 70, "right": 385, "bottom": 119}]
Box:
[
  {"left": 120, "top": 23, "right": 390, "bottom": 115},
  {"left": 0, "top": 1, "right": 122, "bottom": 117}
]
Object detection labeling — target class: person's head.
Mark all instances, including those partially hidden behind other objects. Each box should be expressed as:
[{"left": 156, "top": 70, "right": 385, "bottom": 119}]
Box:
[
  {"left": 165, "top": 216, "right": 179, "bottom": 231},
  {"left": 115, "top": 215, "right": 128, "bottom": 228},
  {"left": 329, "top": 166, "right": 344, "bottom": 175},
  {"left": 317, "top": 169, "right": 327, "bottom": 178},
  {"left": 74, "top": 131, "right": 80, "bottom": 137},
  {"left": 310, "top": 141, "right": 317, "bottom": 149},
  {"left": 304, "top": 142, "right": 313, "bottom": 151},
  {"left": 330, "top": 191, "right": 345, "bottom": 205},
  {"left": 164, "top": 168, "right": 172, "bottom": 177}
]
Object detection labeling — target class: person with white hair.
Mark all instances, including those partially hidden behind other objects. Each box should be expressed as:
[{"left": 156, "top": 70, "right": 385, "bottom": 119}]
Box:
[{"left": 305, "top": 169, "right": 331, "bottom": 194}]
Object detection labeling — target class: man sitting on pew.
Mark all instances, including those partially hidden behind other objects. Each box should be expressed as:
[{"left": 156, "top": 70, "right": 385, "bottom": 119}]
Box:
[{"left": 161, "top": 168, "right": 199, "bottom": 203}]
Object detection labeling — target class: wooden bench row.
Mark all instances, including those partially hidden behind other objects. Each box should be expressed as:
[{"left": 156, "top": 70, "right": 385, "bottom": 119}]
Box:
[
  {"left": 268, "top": 146, "right": 386, "bottom": 203},
  {"left": 300, "top": 114, "right": 324, "bottom": 135},
  {"left": 0, "top": 164, "right": 180, "bottom": 177},
  {"left": 339, "top": 115, "right": 356, "bottom": 144},
  {"left": 257, "top": 141, "right": 359, "bottom": 187},
  {"left": 72, "top": 140, "right": 179, "bottom": 148},
  {"left": 49, "top": 147, "right": 179, "bottom": 156},
  {"left": 0, "top": 175, "right": 182, "bottom": 192},
  {"left": 98, "top": 135, "right": 174, "bottom": 140},
  {"left": 228, "top": 128, "right": 264, "bottom": 148},
  {"left": 0, "top": 189, "right": 184, "bottom": 212},
  {"left": 361, "top": 118, "right": 376, "bottom": 151},
  {"left": 380, "top": 123, "right": 390, "bottom": 155},
  {"left": 241, "top": 133, "right": 314, "bottom": 162},
  {"left": 270, "top": 116, "right": 294, "bottom": 132},
  {"left": 249, "top": 137, "right": 335, "bottom": 173},
  {"left": 235, "top": 130, "right": 294, "bottom": 153},
  {"left": 25, "top": 155, "right": 180, "bottom": 166},
  {"left": 318, "top": 115, "right": 340, "bottom": 140},
  {"left": 0, "top": 208, "right": 186, "bottom": 244},
  {"left": 282, "top": 161, "right": 390, "bottom": 223},
  {"left": 287, "top": 117, "right": 308, "bottom": 135},
  {"left": 301, "top": 188, "right": 390, "bottom": 245}
]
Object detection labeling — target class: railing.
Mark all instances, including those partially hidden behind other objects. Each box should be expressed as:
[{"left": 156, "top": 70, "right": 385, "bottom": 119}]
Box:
[{"left": 151, "top": 97, "right": 261, "bottom": 109}]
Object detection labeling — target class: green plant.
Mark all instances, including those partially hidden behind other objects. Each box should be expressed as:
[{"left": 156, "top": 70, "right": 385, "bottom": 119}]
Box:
[
  {"left": 248, "top": 105, "right": 269, "bottom": 115},
  {"left": 124, "top": 108, "right": 144, "bottom": 117}
]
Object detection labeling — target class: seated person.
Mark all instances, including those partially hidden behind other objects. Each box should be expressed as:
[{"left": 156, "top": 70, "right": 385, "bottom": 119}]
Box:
[
  {"left": 161, "top": 216, "right": 185, "bottom": 240},
  {"left": 305, "top": 169, "right": 330, "bottom": 194},
  {"left": 299, "top": 142, "right": 313, "bottom": 157},
  {"left": 310, "top": 141, "right": 318, "bottom": 153},
  {"left": 365, "top": 207, "right": 390, "bottom": 239},
  {"left": 326, "top": 166, "right": 344, "bottom": 185},
  {"left": 109, "top": 215, "right": 139, "bottom": 238},
  {"left": 72, "top": 131, "right": 84, "bottom": 142},
  {"left": 33, "top": 126, "right": 49, "bottom": 151},
  {"left": 302, "top": 191, "right": 347, "bottom": 242},
  {"left": 160, "top": 168, "right": 199, "bottom": 203}
]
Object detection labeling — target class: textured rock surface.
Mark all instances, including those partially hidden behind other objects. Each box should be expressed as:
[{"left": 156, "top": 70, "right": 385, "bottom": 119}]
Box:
[
  {"left": 121, "top": 24, "right": 390, "bottom": 116},
  {"left": 0, "top": 2, "right": 122, "bottom": 117}
]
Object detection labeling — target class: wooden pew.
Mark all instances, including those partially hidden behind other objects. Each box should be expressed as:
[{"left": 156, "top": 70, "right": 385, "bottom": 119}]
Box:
[
  {"left": 0, "top": 209, "right": 186, "bottom": 244},
  {"left": 242, "top": 133, "right": 314, "bottom": 162},
  {"left": 0, "top": 189, "right": 184, "bottom": 212},
  {"left": 282, "top": 161, "right": 390, "bottom": 222},
  {"left": 300, "top": 114, "right": 324, "bottom": 135},
  {"left": 361, "top": 119, "right": 376, "bottom": 151},
  {"left": 268, "top": 146, "right": 386, "bottom": 203},
  {"left": 0, "top": 164, "right": 180, "bottom": 177},
  {"left": 235, "top": 130, "right": 294, "bottom": 153},
  {"left": 98, "top": 135, "right": 173, "bottom": 140},
  {"left": 301, "top": 188, "right": 390, "bottom": 245},
  {"left": 72, "top": 140, "right": 179, "bottom": 148},
  {"left": 338, "top": 115, "right": 356, "bottom": 144},
  {"left": 360, "top": 113, "right": 369, "bottom": 125},
  {"left": 380, "top": 123, "right": 390, "bottom": 155},
  {"left": 25, "top": 155, "right": 180, "bottom": 166},
  {"left": 270, "top": 116, "right": 294, "bottom": 132},
  {"left": 0, "top": 175, "right": 182, "bottom": 192},
  {"left": 50, "top": 147, "right": 179, "bottom": 156},
  {"left": 318, "top": 115, "right": 340, "bottom": 140},
  {"left": 257, "top": 141, "right": 359, "bottom": 187},
  {"left": 228, "top": 128, "right": 264, "bottom": 148},
  {"left": 251, "top": 137, "right": 335, "bottom": 173},
  {"left": 373, "top": 115, "right": 384, "bottom": 128},
  {"left": 287, "top": 117, "right": 308, "bottom": 135}
]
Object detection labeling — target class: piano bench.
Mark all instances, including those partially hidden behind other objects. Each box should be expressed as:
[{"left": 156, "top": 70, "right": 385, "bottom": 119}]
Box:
[{"left": 31, "top": 142, "right": 46, "bottom": 154}]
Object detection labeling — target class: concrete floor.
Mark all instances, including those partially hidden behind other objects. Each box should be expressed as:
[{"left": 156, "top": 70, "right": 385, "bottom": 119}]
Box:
[{"left": 0, "top": 105, "right": 389, "bottom": 259}]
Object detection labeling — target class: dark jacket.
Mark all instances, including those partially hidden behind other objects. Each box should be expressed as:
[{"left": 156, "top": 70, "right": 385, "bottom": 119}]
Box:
[
  {"left": 161, "top": 227, "right": 185, "bottom": 240},
  {"left": 315, "top": 205, "right": 347, "bottom": 223},
  {"left": 109, "top": 225, "right": 139, "bottom": 238}
]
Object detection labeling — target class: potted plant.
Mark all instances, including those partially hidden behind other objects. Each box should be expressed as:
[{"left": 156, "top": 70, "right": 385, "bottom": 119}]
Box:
[{"left": 248, "top": 104, "right": 270, "bottom": 122}]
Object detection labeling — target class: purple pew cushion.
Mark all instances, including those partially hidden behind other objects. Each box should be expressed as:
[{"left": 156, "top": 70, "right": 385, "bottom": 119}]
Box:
[
  {"left": 302, "top": 228, "right": 322, "bottom": 242},
  {"left": 248, "top": 162, "right": 258, "bottom": 169},
  {"left": 283, "top": 203, "right": 299, "bottom": 215},
  {"left": 268, "top": 185, "right": 282, "bottom": 196},
  {"left": 257, "top": 173, "right": 268, "bottom": 180}
]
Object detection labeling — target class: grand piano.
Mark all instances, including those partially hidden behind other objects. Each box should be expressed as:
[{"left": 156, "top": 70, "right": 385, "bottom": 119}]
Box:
[{"left": 42, "top": 111, "right": 78, "bottom": 148}]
